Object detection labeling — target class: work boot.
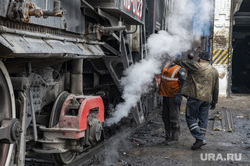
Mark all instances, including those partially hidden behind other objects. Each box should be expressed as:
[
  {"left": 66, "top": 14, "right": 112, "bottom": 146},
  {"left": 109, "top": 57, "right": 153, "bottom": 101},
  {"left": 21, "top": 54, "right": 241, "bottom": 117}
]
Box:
[
  {"left": 161, "top": 137, "right": 170, "bottom": 144},
  {"left": 191, "top": 139, "right": 206, "bottom": 150},
  {"left": 192, "top": 140, "right": 206, "bottom": 146},
  {"left": 165, "top": 138, "right": 178, "bottom": 145},
  {"left": 172, "top": 131, "right": 180, "bottom": 141}
]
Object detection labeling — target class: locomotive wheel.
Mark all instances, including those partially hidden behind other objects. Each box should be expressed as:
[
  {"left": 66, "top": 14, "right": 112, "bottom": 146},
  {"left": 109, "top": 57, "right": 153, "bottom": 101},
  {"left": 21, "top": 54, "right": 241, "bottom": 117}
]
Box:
[
  {"left": 0, "top": 61, "right": 16, "bottom": 166},
  {"left": 51, "top": 152, "right": 76, "bottom": 165},
  {"left": 49, "top": 92, "right": 76, "bottom": 165}
]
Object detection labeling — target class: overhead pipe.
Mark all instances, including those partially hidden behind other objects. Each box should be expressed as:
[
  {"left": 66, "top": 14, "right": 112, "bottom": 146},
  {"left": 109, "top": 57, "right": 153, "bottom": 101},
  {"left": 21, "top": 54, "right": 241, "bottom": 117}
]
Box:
[
  {"left": 0, "top": 25, "right": 85, "bottom": 43},
  {"left": 81, "top": 0, "right": 95, "bottom": 11}
]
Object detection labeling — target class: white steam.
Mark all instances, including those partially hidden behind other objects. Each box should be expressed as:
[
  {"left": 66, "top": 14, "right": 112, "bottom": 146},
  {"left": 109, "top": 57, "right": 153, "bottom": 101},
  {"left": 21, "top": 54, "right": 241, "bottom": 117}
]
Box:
[{"left": 105, "top": 0, "right": 212, "bottom": 126}]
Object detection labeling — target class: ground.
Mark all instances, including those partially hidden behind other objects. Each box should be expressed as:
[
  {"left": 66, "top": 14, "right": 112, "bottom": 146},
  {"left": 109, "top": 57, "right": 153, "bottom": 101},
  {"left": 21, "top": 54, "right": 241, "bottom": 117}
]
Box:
[{"left": 90, "top": 94, "right": 250, "bottom": 166}]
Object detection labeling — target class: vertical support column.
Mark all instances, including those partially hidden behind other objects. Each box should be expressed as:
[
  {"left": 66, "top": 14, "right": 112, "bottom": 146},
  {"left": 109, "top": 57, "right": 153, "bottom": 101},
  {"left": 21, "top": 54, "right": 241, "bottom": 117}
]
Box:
[
  {"left": 71, "top": 59, "right": 83, "bottom": 95},
  {"left": 212, "top": 0, "right": 232, "bottom": 97},
  {"left": 16, "top": 92, "right": 28, "bottom": 166}
]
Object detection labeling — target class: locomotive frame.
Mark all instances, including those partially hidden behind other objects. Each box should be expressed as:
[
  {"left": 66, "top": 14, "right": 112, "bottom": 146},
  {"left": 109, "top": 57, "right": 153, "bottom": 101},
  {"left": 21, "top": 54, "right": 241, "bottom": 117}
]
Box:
[{"left": 0, "top": 0, "right": 162, "bottom": 165}]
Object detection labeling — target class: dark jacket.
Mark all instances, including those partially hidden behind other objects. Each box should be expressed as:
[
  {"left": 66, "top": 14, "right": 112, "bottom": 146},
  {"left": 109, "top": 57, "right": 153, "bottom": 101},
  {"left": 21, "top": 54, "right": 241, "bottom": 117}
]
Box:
[{"left": 175, "top": 58, "right": 219, "bottom": 103}]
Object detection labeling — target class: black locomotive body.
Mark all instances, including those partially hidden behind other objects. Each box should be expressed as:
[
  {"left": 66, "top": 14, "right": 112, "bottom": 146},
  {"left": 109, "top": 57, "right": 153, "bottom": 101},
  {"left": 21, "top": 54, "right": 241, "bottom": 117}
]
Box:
[{"left": 0, "top": 0, "right": 167, "bottom": 165}]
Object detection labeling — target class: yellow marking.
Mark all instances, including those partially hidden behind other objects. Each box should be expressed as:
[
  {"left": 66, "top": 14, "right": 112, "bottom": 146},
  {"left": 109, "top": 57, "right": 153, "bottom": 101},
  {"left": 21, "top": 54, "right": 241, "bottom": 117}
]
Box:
[{"left": 212, "top": 49, "right": 235, "bottom": 65}]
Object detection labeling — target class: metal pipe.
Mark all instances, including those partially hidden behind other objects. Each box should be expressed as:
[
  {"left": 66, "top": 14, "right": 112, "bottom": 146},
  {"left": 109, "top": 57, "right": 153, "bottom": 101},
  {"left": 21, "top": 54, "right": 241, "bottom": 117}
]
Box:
[
  {"left": 126, "top": 25, "right": 138, "bottom": 34},
  {"left": 228, "top": 0, "right": 234, "bottom": 97},
  {"left": 140, "top": 25, "right": 143, "bottom": 60},
  {"left": 143, "top": 24, "right": 148, "bottom": 59},
  {"left": 81, "top": 0, "right": 95, "bottom": 11},
  {"left": 100, "top": 25, "right": 126, "bottom": 31},
  {"left": 112, "top": 32, "right": 121, "bottom": 43},
  {"left": 119, "top": 16, "right": 122, "bottom": 54},
  {"left": 43, "top": 0, "right": 63, "bottom": 17},
  {"left": 0, "top": 25, "right": 85, "bottom": 43},
  {"left": 45, "top": 0, "right": 48, "bottom": 10},
  {"left": 29, "top": 91, "right": 38, "bottom": 141},
  {"left": 5, "top": 53, "right": 104, "bottom": 59}
]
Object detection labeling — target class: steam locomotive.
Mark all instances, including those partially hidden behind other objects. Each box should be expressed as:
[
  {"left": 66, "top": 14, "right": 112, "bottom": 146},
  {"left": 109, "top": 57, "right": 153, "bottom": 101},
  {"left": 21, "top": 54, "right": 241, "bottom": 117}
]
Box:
[{"left": 0, "top": 0, "right": 167, "bottom": 165}]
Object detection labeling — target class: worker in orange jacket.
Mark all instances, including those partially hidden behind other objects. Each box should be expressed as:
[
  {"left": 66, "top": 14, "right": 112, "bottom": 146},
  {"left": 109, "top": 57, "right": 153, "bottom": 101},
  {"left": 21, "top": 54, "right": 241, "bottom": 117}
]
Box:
[{"left": 159, "top": 58, "right": 186, "bottom": 144}]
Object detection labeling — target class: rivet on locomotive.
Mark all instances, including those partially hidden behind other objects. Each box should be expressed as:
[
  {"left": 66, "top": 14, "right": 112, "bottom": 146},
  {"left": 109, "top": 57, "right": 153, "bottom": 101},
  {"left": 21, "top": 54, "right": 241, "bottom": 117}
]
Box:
[{"left": 0, "top": 0, "right": 166, "bottom": 165}]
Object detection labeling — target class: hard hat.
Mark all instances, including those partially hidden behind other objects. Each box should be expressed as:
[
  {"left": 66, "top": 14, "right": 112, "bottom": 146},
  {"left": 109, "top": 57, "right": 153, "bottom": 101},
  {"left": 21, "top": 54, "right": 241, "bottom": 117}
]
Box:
[{"left": 176, "top": 53, "right": 182, "bottom": 58}]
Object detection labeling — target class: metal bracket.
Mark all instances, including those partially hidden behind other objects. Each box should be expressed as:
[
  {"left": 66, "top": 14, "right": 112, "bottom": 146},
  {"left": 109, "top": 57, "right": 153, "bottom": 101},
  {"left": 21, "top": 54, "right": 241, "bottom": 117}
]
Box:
[{"left": 0, "top": 118, "right": 21, "bottom": 144}]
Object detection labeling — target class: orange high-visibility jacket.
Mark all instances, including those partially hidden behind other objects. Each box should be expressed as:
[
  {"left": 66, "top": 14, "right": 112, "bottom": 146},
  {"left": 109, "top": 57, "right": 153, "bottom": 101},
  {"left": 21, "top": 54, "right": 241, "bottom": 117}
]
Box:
[{"left": 158, "top": 64, "right": 181, "bottom": 97}]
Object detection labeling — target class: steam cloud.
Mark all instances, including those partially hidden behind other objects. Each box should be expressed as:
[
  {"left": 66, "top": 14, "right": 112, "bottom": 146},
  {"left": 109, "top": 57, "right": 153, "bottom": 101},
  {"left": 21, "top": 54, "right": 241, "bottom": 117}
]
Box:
[{"left": 105, "top": 0, "right": 213, "bottom": 126}]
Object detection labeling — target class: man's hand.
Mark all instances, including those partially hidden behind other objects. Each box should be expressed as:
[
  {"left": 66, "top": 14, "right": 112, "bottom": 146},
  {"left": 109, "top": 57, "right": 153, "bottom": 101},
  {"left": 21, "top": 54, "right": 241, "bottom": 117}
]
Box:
[
  {"left": 210, "top": 102, "right": 216, "bottom": 110},
  {"left": 174, "top": 94, "right": 182, "bottom": 105}
]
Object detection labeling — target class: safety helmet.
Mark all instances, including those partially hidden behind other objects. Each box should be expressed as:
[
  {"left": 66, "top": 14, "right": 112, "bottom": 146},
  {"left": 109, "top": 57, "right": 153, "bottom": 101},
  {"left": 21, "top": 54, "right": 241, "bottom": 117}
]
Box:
[
  {"left": 176, "top": 53, "right": 182, "bottom": 58},
  {"left": 198, "top": 51, "right": 211, "bottom": 61}
]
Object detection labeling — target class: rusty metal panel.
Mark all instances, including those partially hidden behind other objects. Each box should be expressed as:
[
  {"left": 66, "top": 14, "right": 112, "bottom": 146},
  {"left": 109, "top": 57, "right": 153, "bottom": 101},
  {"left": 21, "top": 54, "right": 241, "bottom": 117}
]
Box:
[{"left": 0, "top": 0, "right": 9, "bottom": 17}]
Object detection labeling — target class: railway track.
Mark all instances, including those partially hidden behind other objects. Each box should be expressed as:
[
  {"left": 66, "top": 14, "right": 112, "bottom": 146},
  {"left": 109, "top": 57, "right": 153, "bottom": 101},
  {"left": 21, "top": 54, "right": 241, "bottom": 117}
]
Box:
[{"left": 25, "top": 108, "right": 161, "bottom": 166}]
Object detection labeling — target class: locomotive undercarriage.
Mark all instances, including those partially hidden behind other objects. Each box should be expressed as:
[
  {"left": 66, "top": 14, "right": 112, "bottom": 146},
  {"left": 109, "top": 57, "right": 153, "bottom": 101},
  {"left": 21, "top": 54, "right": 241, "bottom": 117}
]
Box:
[
  {"left": 0, "top": 21, "right": 153, "bottom": 166},
  {"left": 0, "top": 0, "right": 155, "bottom": 165}
]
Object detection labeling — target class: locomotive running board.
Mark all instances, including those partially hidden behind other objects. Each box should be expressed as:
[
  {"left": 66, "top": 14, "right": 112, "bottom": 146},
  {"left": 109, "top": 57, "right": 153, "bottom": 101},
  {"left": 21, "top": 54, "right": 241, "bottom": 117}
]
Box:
[{"left": 0, "top": 25, "right": 105, "bottom": 59}]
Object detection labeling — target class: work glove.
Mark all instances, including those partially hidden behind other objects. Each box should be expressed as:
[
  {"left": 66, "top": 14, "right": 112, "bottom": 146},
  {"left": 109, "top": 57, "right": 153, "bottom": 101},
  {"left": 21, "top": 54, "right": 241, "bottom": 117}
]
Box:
[
  {"left": 174, "top": 94, "right": 182, "bottom": 105},
  {"left": 210, "top": 102, "right": 216, "bottom": 110}
]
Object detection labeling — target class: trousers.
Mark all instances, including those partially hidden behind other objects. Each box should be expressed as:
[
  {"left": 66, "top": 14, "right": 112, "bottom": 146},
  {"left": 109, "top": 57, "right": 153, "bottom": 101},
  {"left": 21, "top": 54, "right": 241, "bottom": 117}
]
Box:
[
  {"left": 162, "top": 97, "right": 180, "bottom": 140},
  {"left": 185, "top": 97, "right": 210, "bottom": 141}
]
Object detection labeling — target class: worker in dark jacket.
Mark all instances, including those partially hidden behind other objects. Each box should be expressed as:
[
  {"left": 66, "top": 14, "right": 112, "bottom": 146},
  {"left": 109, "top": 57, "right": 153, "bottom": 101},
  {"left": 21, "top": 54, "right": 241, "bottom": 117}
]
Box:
[
  {"left": 174, "top": 51, "right": 219, "bottom": 150},
  {"left": 158, "top": 59, "right": 186, "bottom": 144}
]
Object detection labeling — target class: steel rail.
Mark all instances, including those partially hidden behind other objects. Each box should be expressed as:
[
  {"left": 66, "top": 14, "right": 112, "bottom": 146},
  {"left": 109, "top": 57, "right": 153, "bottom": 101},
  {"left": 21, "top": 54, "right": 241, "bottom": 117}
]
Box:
[{"left": 68, "top": 108, "right": 161, "bottom": 166}]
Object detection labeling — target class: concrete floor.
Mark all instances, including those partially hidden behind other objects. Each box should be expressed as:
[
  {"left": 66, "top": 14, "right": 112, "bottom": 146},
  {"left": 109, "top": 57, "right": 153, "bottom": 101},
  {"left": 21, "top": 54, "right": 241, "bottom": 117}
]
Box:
[{"left": 92, "top": 95, "right": 250, "bottom": 166}]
